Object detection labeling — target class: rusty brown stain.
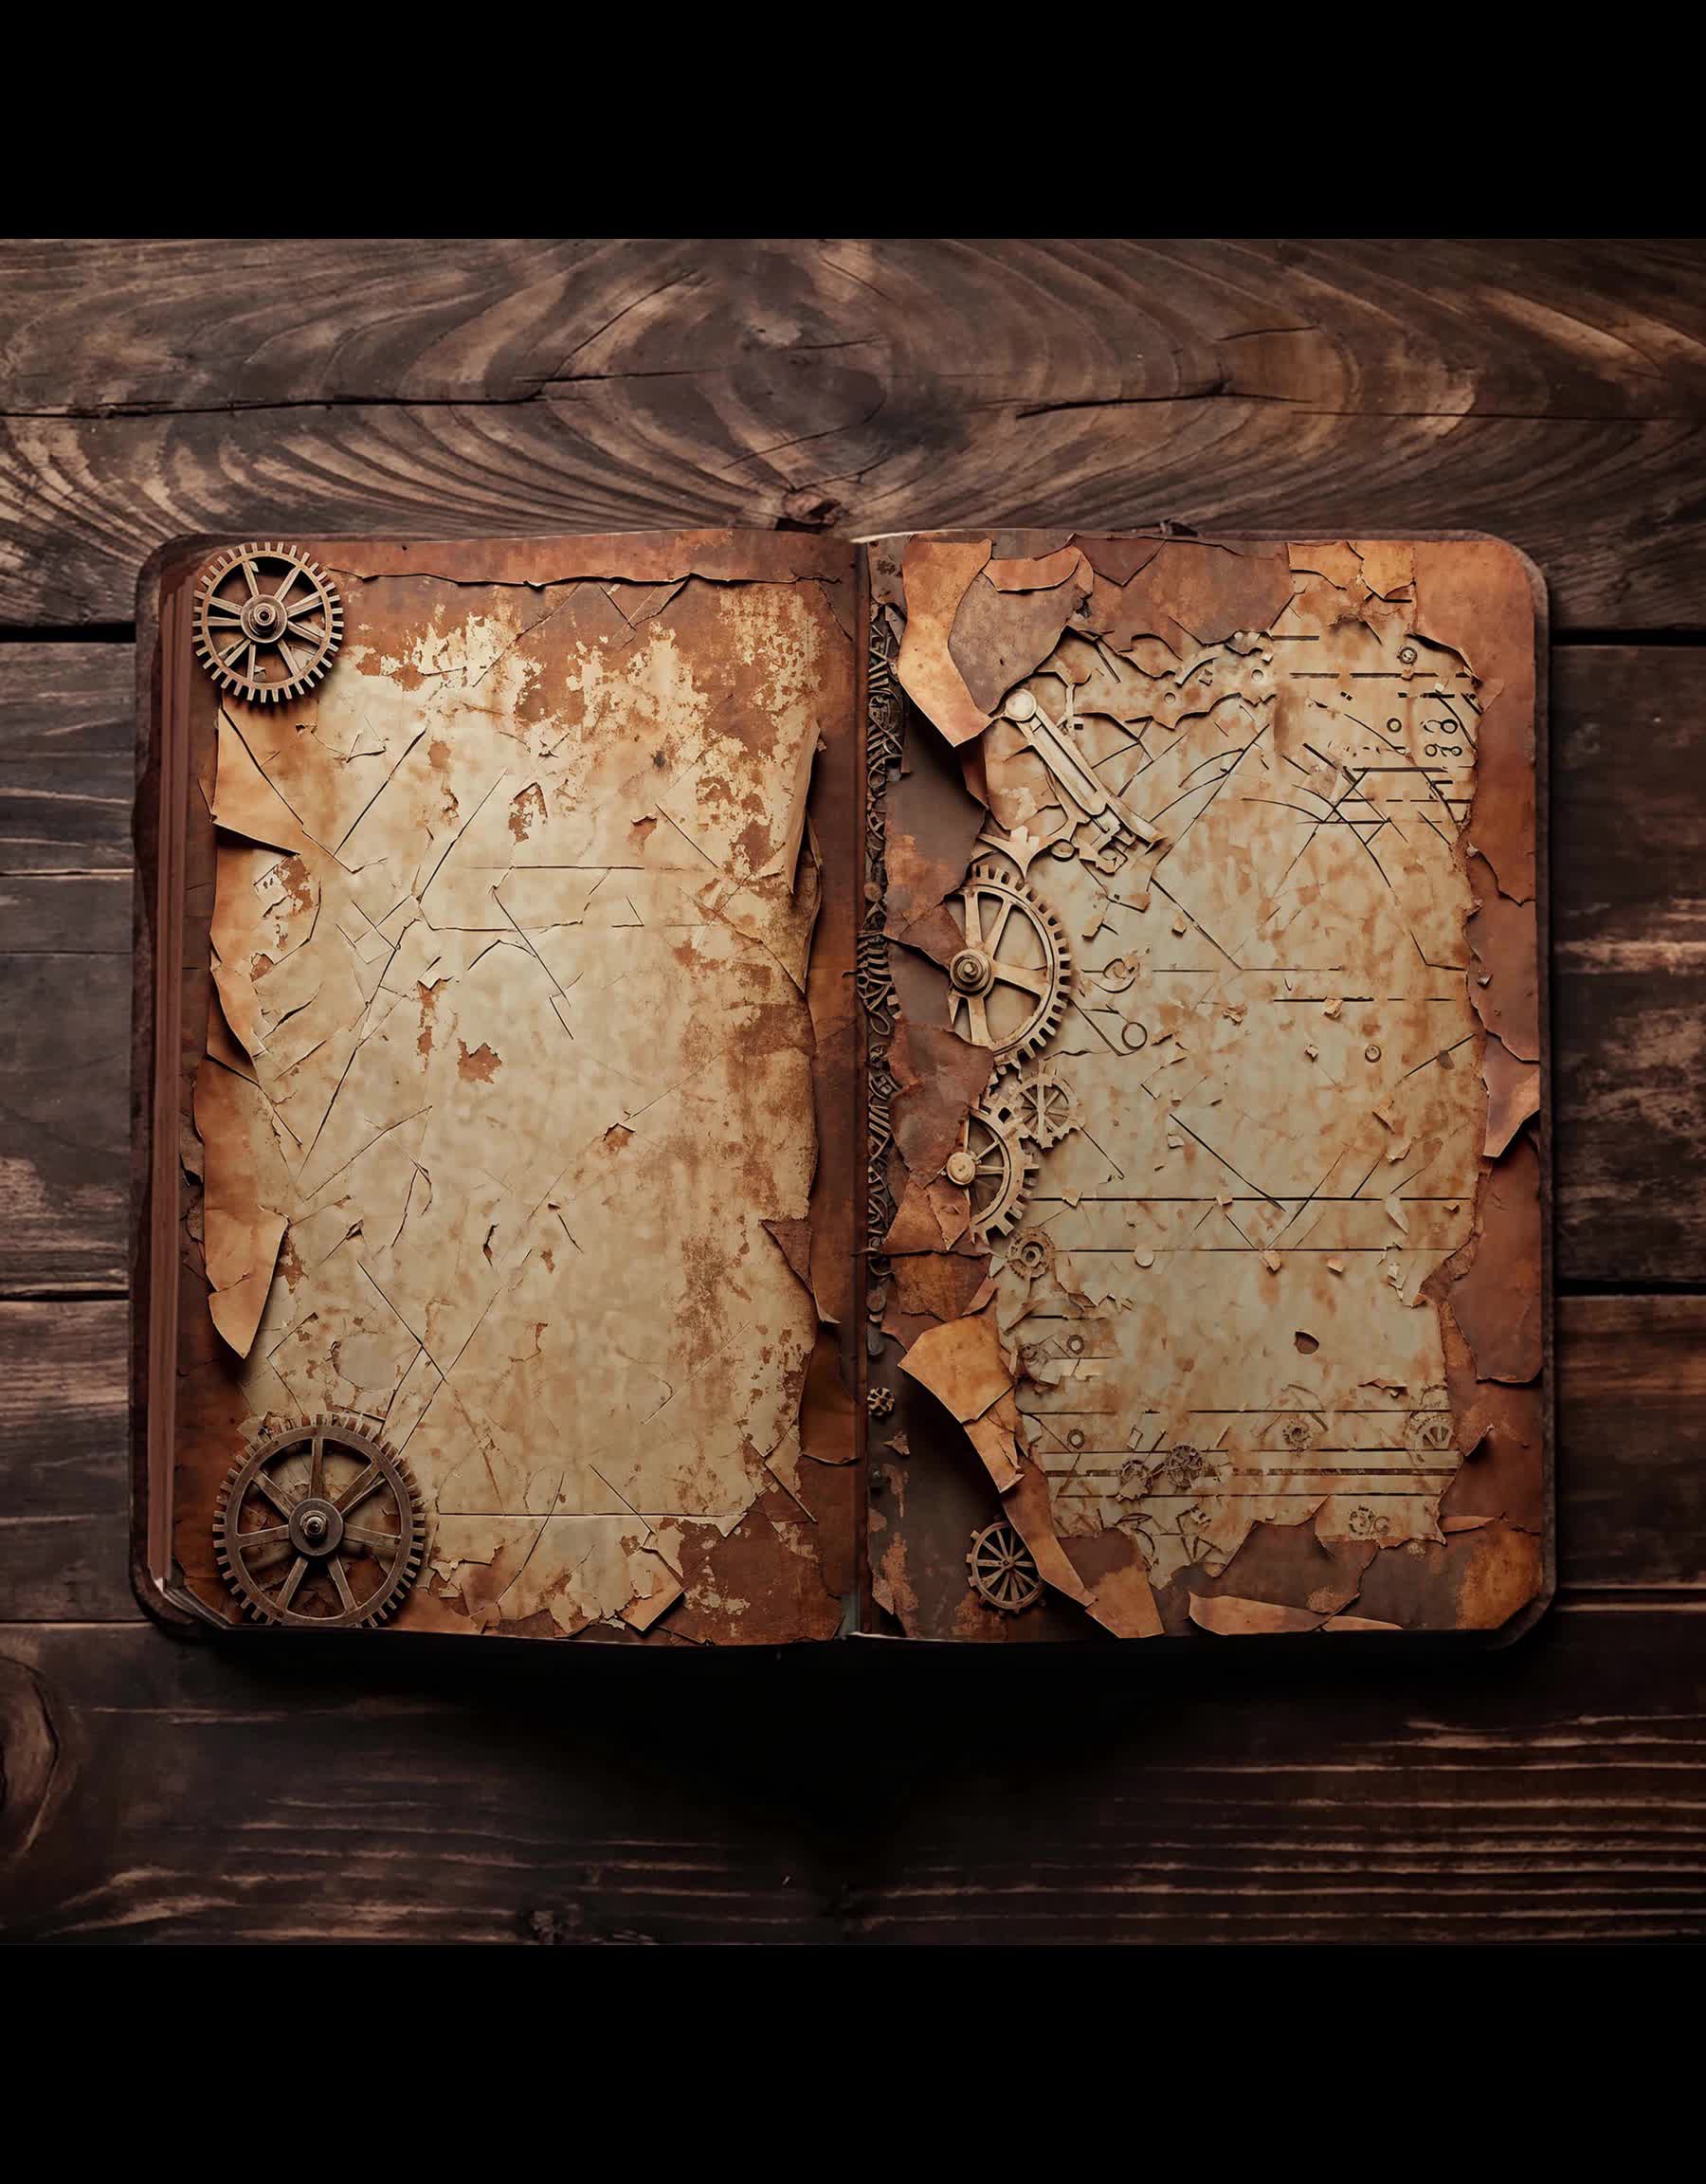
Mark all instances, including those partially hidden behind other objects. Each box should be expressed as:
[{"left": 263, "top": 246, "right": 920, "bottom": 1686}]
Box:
[
  {"left": 456, "top": 1039, "right": 501, "bottom": 1083},
  {"left": 871, "top": 530, "right": 1547, "bottom": 1642},
  {"left": 507, "top": 781, "right": 547, "bottom": 843}
]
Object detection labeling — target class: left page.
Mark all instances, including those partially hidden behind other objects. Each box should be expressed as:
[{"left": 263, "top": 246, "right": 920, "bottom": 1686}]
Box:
[{"left": 141, "top": 531, "right": 862, "bottom": 1644}]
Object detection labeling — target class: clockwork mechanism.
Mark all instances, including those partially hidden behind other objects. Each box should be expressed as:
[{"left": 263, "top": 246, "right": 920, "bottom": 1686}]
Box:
[
  {"left": 213, "top": 1416, "right": 425, "bottom": 1629},
  {"left": 966, "top": 1520, "right": 1044, "bottom": 1614},
  {"left": 944, "top": 864, "right": 1072, "bottom": 1076},
  {"left": 985, "top": 1058, "right": 1080, "bottom": 1152},
  {"left": 945, "top": 1099, "right": 1040, "bottom": 1245},
  {"left": 193, "top": 540, "right": 343, "bottom": 704}
]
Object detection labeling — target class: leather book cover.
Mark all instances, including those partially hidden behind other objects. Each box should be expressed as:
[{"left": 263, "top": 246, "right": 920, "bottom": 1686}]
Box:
[{"left": 133, "top": 527, "right": 1548, "bottom": 1645}]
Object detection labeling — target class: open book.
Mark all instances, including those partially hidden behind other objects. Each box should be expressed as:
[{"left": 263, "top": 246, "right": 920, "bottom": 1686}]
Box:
[{"left": 134, "top": 528, "right": 1550, "bottom": 1645}]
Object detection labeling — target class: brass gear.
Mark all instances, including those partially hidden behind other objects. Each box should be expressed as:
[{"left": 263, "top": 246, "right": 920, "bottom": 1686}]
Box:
[
  {"left": 1001, "top": 1060, "right": 1080, "bottom": 1151},
  {"left": 213, "top": 1415, "right": 425, "bottom": 1629},
  {"left": 944, "top": 864, "right": 1072, "bottom": 1077},
  {"left": 1005, "top": 1228, "right": 1055, "bottom": 1283},
  {"left": 1405, "top": 1410, "right": 1457, "bottom": 1456},
  {"left": 967, "top": 1521, "right": 1043, "bottom": 1613},
  {"left": 949, "top": 1101, "right": 1040, "bottom": 1245},
  {"left": 193, "top": 541, "right": 343, "bottom": 704}
]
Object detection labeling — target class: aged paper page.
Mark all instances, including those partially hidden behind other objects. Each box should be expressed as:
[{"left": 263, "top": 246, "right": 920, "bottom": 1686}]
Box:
[
  {"left": 169, "top": 533, "right": 860, "bottom": 1642},
  {"left": 863, "top": 534, "right": 1544, "bottom": 1639}
]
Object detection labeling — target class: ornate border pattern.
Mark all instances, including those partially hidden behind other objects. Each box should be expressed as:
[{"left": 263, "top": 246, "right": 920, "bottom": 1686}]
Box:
[{"left": 859, "top": 613, "right": 905, "bottom": 1343}]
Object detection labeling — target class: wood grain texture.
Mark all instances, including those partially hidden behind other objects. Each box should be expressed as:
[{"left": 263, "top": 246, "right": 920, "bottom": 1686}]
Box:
[
  {"left": 3, "top": 240, "right": 1706, "bottom": 627},
  {"left": 0, "top": 646, "right": 133, "bottom": 1291},
  {"left": 2, "top": 1602, "right": 1704, "bottom": 1941},
  {"left": 0, "top": 642, "right": 132, "bottom": 958},
  {"left": 1552, "top": 646, "right": 1706, "bottom": 1281},
  {"left": 1, "top": 239, "right": 1701, "bottom": 1942},
  {"left": 0, "top": 1303, "right": 128, "bottom": 1620},
  {"left": 0, "top": 954, "right": 132, "bottom": 1295}
]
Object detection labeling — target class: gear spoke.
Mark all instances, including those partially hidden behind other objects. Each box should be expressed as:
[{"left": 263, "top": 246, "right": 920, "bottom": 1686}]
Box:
[
  {"left": 214, "top": 1418, "right": 424, "bottom": 1630},
  {"left": 343, "top": 1522, "right": 400, "bottom": 1556},
  {"left": 990, "top": 958, "right": 1049, "bottom": 996},
  {"left": 985, "top": 899, "right": 1015, "bottom": 954},
  {"left": 945, "top": 864, "right": 1071, "bottom": 1076},
  {"left": 967, "top": 1521, "right": 1042, "bottom": 1613},
  {"left": 194, "top": 544, "right": 343, "bottom": 706},
  {"left": 336, "top": 1463, "right": 384, "bottom": 1516},
  {"left": 253, "top": 1470, "right": 296, "bottom": 1519}
]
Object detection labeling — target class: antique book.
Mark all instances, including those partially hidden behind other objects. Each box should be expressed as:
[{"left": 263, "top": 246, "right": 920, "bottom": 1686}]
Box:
[{"left": 134, "top": 528, "right": 1550, "bottom": 1645}]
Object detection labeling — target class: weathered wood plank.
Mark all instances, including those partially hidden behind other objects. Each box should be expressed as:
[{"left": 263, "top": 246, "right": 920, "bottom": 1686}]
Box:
[
  {"left": 3, "top": 1600, "right": 1705, "bottom": 1941},
  {"left": 5, "top": 642, "right": 1701, "bottom": 1286},
  {"left": 0, "top": 1303, "right": 130, "bottom": 1621},
  {"left": 0, "top": 647, "right": 134, "bottom": 1290},
  {"left": 9, "top": 239, "right": 1701, "bottom": 420},
  {"left": 0, "top": 953, "right": 132, "bottom": 1295},
  {"left": 0, "top": 641, "right": 133, "bottom": 948},
  {"left": 0, "top": 871, "right": 129, "bottom": 956},
  {"left": 0, "top": 1295, "right": 1695, "bottom": 1619},
  {"left": 2, "top": 239, "right": 1705, "bottom": 628},
  {"left": 1552, "top": 645, "right": 1706, "bottom": 1282},
  {"left": 1562, "top": 1297, "right": 1706, "bottom": 1590}
]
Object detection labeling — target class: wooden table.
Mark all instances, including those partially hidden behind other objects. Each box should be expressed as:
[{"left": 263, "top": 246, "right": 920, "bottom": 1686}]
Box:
[{"left": 3, "top": 238, "right": 1703, "bottom": 1943}]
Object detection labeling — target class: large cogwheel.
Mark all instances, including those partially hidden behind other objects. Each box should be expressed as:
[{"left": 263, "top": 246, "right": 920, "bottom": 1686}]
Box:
[
  {"left": 944, "top": 863, "right": 1072, "bottom": 1077},
  {"left": 944, "top": 1099, "right": 1040, "bottom": 1245},
  {"left": 213, "top": 1416, "right": 425, "bottom": 1630},
  {"left": 193, "top": 541, "right": 343, "bottom": 704}
]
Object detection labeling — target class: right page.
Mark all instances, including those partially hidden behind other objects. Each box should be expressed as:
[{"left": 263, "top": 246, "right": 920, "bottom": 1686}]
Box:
[{"left": 862, "top": 533, "right": 1548, "bottom": 1641}]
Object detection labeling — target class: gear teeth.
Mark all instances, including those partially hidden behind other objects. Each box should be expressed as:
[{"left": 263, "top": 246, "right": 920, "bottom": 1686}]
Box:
[
  {"left": 191, "top": 541, "right": 342, "bottom": 706},
  {"left": 966, "top": 1520, "right": 1043, "bottom": 1614},
  {"left": 951, "top": 867, "right": 1073, "bottom": 1079},
  {"left": 960, "top": 1096, "right": 1042, "bottom": 1248},
  {"left": 210, "top": 1416, "right": 425, "bottom": 1634}
]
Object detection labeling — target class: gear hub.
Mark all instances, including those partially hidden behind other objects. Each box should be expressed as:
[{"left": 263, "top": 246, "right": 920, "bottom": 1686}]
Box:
[
  {"left": 944, "top": 864, "right": 1072, "bottom": 1076},
  {"left": 213, "top": 1416, "right": 425, "bottom": 1629},
  {"left": 193, "top": 540, "right": 344, "bottom": 704},
  {"left": 966, "top": 1520, "right": 1043, "bottom": 1613}
]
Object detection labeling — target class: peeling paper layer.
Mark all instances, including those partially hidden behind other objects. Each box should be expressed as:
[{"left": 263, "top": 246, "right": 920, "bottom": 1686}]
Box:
[
  {"left": 867, "top": 532, "right": 1546, "bottom": 1641},
  {"left": 175, "top": 537, "right": 860, "bottom": 1643}
]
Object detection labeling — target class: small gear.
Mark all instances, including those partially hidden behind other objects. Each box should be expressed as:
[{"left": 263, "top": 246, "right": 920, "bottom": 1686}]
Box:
[
  {"left": 193, "top": 541, "right": 343, "bottom": 704},
  {"left": 1009, "top": 1060, "right": 1080, "bottom": 1150},
  {"left": 967, "top": 1520, "right": 1043, "bottom": 1613},
  {"left": 946, "top": 1099, "right": 1040, "bottom": 1245},
  {"left": 1005, "top": 1228, "right": 1055, "bottom": 1283},
  {"left": 868, "top": 1386, "right": 895, "bottom": 1418},
  {"left": 944, "top": 864, "right": 1072, "bottom": 1077},
  {"left": 213, "top": 1416, "right": 424, "bottom": 1629},
  {"left": 1405, "top": 1410, "right": 1457, "bottom": 1456}
]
